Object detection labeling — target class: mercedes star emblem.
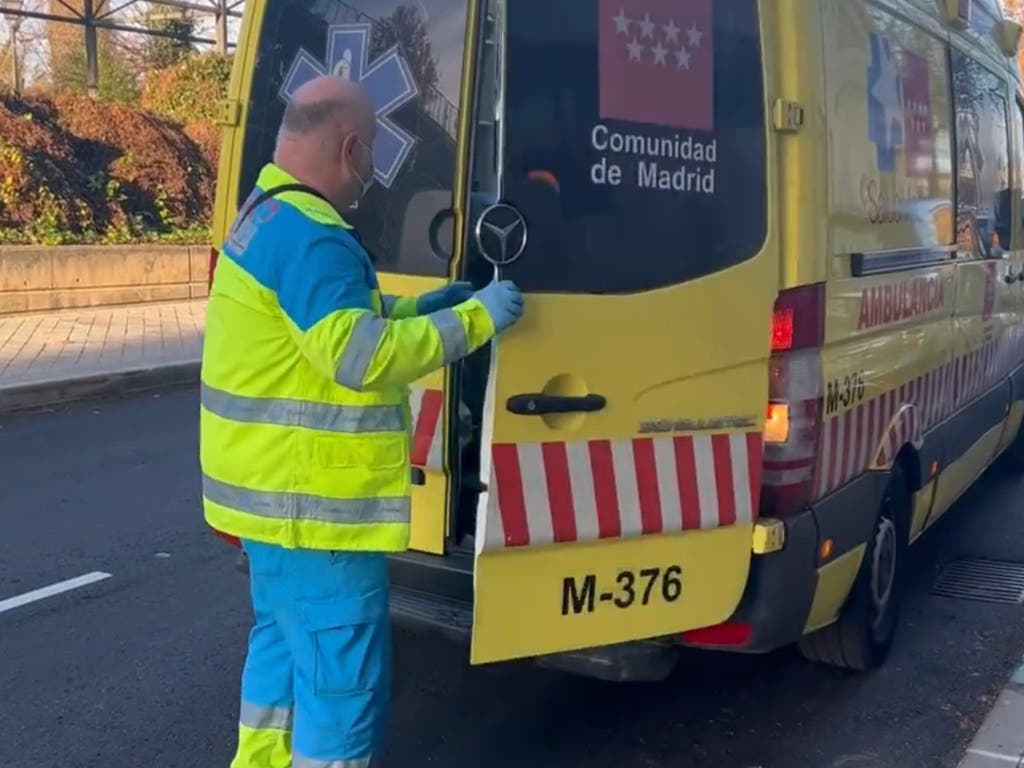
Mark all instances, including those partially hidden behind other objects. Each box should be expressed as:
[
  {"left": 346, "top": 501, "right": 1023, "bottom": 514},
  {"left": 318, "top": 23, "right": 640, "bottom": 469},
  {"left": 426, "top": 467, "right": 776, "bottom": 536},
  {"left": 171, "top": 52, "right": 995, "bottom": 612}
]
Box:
[{"left": 474, "top": 203, "right": 528, "bottom": 267}]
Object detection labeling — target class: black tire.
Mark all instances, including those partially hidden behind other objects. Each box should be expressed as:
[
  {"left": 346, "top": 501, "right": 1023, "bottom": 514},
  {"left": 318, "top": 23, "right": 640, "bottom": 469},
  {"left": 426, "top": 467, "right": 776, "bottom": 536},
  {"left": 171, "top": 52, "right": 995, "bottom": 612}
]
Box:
[{"left": 798, "top": 464, "right": 909, "bottom": 672}]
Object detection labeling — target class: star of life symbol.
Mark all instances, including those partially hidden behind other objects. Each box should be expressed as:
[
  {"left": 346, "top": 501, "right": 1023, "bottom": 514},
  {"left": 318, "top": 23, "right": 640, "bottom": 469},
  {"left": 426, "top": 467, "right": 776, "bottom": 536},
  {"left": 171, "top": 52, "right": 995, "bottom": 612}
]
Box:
[
  {"left": 279, "top": 23, "right": 419, "bottom": 189},
  {"left": 612, "top": 8, "right": 703, "bottom": 70}
]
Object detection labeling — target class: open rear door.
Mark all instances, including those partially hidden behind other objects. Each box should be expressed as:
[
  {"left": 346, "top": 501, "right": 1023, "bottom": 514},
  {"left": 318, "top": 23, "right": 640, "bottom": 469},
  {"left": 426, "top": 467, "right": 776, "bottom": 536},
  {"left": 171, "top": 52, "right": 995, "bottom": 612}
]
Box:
[
  {"left": 232, "top": 0, "right": 485, "bottom": 554},
  {"left": 466, "top": 0, "right": 777, "bottom": 664}
]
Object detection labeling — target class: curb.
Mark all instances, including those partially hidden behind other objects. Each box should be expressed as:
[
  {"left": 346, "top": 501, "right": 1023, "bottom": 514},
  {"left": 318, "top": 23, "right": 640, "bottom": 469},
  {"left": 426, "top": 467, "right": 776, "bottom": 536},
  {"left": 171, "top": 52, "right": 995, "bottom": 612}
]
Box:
[
  {"left": 958, "top": 656, "right": 1024, "bottom": 767},
  {"left": 0, "top": 360, "right": 201, "bottom": 414}
]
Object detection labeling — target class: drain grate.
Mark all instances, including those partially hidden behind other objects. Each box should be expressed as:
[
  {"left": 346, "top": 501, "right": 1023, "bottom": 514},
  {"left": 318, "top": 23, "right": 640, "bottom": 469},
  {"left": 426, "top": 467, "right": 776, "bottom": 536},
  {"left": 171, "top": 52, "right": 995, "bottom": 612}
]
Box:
[{"left": 931, "top": 558, "right": 1024, "bottom": 605}]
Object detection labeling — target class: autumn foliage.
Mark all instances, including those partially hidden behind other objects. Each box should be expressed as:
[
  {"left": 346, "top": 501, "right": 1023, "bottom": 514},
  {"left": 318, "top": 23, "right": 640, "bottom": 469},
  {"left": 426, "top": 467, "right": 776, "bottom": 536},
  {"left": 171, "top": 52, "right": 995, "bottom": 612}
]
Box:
[
  {"left": 0, "top": 90, "right": 219, "bottom": 245},
  {"left": 0, "top": 52, "right": 232, "bottom": 245}
]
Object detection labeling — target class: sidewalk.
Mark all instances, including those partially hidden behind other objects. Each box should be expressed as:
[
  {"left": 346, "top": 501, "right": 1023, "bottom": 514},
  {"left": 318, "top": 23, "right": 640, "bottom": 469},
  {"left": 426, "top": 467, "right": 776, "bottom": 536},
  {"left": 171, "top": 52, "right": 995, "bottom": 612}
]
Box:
[
  {"left": 959, "top": 657, "right": 1024, "bottom": 767},
  {"left": 0, "top": 300, "right": 205, "bottom": 412}
]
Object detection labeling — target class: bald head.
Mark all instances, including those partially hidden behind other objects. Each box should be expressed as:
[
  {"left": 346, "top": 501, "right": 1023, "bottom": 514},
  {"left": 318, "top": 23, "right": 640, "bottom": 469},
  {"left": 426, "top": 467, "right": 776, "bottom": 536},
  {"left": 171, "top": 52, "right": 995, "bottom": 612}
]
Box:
[
  {"left": 280, "top": 75, "right": 374, "bottom": 137},
  {"left": 274, "top": 75, "right": 378, "bottom": 211}
]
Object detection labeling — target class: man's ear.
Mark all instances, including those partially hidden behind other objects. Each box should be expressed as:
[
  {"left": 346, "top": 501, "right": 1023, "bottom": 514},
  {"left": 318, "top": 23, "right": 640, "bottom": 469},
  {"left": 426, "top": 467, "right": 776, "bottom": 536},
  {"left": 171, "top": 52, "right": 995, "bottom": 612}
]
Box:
[{"left": 342, "top": 132, "right": 358, "bottom": 158}]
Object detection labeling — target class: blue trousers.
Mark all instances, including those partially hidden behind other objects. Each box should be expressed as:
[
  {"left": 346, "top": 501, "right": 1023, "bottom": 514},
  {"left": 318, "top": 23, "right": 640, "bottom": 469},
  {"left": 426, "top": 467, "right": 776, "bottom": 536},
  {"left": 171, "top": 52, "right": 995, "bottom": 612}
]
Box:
[{"left": 230, "top": 540, "right": 392, "bottom": 768}]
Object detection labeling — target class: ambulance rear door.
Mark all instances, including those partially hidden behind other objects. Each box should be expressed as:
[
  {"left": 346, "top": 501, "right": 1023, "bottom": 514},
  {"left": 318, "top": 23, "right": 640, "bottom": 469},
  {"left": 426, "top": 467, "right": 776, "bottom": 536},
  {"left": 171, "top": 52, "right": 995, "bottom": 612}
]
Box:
[
  {"left": 466, "top": 0, "right": 778, "bottom": 664},
  {"left": 233, "top": 0, "right": 482, "bottom": 555}
]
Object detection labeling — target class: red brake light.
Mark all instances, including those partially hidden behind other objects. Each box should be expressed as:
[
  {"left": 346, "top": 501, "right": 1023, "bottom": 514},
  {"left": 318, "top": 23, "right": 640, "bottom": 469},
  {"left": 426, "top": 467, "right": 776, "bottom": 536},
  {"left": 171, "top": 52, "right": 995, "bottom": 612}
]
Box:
[
  {"left": 771, "top": 307, "right": 794, "bottom": 351},
  {"left": 770, "top": 283, "right": 825, "bottom": 352}
]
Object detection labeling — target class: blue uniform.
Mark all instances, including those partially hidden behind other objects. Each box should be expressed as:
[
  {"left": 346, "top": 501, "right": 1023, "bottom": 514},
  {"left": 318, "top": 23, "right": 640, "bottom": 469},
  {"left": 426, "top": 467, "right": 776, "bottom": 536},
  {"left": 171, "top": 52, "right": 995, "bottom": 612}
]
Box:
[{"left": 236, "top": 540, "right": 390, "bottom": 768}]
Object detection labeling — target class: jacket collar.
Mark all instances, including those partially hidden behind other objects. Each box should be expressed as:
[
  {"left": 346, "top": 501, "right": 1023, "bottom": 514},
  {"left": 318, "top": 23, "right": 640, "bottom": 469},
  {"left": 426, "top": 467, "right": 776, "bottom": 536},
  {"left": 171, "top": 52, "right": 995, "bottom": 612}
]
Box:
[{"left": 255, "top": 163, "right": 353, "bottom": 229}]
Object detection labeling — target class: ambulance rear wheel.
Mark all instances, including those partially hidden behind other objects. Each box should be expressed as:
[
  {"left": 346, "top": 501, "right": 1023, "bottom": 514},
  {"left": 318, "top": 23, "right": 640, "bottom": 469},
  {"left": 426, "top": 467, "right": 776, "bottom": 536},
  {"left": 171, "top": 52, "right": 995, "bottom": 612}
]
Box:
[{"left": 798, "top": 464, "right": 909, "bottom": 672}]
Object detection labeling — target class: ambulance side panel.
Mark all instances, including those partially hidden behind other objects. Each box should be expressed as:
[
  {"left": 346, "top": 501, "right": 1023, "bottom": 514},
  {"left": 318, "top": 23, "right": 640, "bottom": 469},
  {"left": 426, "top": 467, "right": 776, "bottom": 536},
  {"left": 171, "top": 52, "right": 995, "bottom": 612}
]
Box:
[
  {"left": 928, "top": 29, "right": 1021, "bottom": 525},
  {"left": 805, "top": 0, "right": 1024, "bottom": 632},
  {"left": 814, "top": 0, "right": 957, "bottom": 591}
]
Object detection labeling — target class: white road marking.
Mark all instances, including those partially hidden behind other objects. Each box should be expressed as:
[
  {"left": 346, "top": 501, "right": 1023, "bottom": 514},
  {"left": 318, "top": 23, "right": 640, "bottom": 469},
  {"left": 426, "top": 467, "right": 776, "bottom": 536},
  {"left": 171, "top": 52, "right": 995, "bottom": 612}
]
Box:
[
  {"left": 965, "top": 748, "right": 1023, "bottom": 764},
  {"left": 0, "top": 571, "right": 112, "bottom": 614}
]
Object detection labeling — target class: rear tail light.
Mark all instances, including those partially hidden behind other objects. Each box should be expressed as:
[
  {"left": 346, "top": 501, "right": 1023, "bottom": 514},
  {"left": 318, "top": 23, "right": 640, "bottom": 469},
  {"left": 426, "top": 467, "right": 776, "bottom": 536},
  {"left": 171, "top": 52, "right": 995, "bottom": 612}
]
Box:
[
  {"left": 761, "top": 284, "right": 826, "bottom": 517},
  {"left": 764, "top": 402, "right": 790, "bottom": 444},
  {"left": 770, "top": 282, "right": 824, "bottom": 352},
  {"left": 208, "top": 246, "right": 220, "bottom": 288}
]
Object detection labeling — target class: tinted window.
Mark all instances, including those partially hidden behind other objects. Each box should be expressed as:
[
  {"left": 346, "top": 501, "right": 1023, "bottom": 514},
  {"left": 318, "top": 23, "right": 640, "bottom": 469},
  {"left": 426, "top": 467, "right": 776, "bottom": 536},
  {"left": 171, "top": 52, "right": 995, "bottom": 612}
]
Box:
[
  {"left": 823, "top": 3, "right": 955, "bottom": 256},
  {"left": 238, "top": 0, "right": 470, "bottom": 277},
  {"left": 952, "top": 51, "right": 1010, "bottom": 256},
  {"left": 497, "top": 0, "right": 766, "bottom": 294}
]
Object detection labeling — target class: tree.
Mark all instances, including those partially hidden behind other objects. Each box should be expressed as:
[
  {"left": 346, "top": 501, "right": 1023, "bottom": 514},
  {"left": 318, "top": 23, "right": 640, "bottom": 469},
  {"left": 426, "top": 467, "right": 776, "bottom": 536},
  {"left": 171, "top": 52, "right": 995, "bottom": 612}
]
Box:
[
  {"left": 146, "top": 15, "right": 196, "bottom": 70},
  {"left": 370, "top": 4, "right": 438, "bottom": 93},
  {"left": 51, "top": 34, "right": 140, "bottom": 103}
]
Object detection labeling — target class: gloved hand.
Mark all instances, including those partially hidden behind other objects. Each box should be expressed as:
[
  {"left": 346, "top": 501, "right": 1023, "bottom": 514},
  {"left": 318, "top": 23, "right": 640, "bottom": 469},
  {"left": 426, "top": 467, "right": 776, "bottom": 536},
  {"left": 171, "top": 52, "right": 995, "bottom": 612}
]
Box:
[
  {"left": 416, "top": 281, "right": 476, "bottom": 315},
  {"left": 474, "top": 280, "right": 524, "bottom": 334}
]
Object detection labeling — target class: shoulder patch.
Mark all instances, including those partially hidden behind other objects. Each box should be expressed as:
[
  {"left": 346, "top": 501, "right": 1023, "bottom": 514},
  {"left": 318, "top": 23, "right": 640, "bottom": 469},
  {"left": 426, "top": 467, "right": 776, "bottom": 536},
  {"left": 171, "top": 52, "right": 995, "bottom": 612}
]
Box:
[{"left": 225, "top": 197, "right": 284, "bottom": 254}]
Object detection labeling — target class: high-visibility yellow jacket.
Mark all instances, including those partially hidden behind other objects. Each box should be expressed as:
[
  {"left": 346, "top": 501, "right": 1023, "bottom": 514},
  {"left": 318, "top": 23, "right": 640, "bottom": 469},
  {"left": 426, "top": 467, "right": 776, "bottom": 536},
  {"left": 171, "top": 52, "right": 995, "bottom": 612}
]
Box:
[{"left": 200, "top": 163, "right": 496, "bottom": 552}]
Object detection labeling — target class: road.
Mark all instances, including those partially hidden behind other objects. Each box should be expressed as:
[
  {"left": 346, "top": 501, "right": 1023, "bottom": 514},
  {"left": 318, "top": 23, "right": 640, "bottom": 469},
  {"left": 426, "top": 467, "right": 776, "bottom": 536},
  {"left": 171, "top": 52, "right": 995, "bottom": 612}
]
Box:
[{"left": 2, "top": 387, "right": 1024, "bottom": 768}]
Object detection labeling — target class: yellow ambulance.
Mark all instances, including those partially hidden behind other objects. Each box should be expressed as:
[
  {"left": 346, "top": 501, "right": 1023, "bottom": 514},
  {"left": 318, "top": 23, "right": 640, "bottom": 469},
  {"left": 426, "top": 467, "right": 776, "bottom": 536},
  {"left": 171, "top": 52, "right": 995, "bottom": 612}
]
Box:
[{"left": 209, "top": 0, "right": 1024, "bottom": 681}]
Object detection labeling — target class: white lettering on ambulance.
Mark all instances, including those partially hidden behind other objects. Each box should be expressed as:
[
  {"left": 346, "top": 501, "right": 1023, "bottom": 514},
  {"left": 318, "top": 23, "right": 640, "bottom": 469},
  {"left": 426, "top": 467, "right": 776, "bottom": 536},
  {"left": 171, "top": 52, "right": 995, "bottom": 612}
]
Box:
[
  {"left": 637, "top": 161, "right": 716, "bottom": 193},
  {"left": 590, "top": 123, "right": 719, "bottom": 194},
  {"left": 591, "top": 124, "right": 717, "bottom": 161}
]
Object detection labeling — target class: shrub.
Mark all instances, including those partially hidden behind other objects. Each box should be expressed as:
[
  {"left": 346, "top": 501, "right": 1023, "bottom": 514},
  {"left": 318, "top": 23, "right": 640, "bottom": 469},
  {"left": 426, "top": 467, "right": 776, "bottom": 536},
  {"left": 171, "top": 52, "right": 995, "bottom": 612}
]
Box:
[
  {"left": 141, "top": 52, "right": 233, "bottom": 124},
  {"left": 0, "top": 90, "right": 217, "bottom": 245}
]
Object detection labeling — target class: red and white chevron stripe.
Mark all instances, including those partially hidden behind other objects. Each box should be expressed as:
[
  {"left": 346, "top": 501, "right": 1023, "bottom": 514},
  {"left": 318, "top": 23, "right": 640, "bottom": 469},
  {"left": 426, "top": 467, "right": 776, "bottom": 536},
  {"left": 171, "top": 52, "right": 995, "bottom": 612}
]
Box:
[
  {"left": 480, "top": 433, "right": 763, "bottom": 550},
  {"left": 408, "top": 386, "right": 443, "bottom": 470},
  {"left": 816, "top": 328, "right": 1024, "bottom": 499}
]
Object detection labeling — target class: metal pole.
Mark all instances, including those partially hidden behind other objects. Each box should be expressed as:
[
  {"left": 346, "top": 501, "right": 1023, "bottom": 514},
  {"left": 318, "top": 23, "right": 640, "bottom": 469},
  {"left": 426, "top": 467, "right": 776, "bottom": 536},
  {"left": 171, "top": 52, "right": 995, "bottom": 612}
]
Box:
[
  {"left": 83, "top": 0, "right": 99, "bottom": 97},
  {"left": 10, "top": 23, "right": 19, "bottom": 94},
  {"left": 214, "top": 0, "right": 227, "bottom": 54}
]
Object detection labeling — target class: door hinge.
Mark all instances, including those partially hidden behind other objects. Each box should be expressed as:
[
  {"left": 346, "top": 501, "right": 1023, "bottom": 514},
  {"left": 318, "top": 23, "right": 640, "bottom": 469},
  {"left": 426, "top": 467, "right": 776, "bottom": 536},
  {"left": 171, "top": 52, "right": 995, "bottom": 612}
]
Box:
[
  {"left": 216, "top": 99, "right": 242, "bottom": 127},
  {"left": 772, "top": 98, "right": 805, "bottom": 133}
]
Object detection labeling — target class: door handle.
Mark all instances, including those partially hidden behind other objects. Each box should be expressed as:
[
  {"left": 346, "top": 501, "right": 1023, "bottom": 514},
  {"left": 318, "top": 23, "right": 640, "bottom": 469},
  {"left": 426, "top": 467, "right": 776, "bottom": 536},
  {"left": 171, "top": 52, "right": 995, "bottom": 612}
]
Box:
[{"left": 507, "top": 393, "right": 606, "bottom": 415}]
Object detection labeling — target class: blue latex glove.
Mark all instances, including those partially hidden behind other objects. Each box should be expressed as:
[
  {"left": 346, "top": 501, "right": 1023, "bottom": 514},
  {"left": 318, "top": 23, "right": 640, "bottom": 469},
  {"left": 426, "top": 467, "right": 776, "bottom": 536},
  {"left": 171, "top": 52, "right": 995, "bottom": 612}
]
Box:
[
  {"left": 474, "top": 280, "right": 524, "bottom": 334},
  {"left": 416, "top": 281, "right": 476, "bottom": 315}
]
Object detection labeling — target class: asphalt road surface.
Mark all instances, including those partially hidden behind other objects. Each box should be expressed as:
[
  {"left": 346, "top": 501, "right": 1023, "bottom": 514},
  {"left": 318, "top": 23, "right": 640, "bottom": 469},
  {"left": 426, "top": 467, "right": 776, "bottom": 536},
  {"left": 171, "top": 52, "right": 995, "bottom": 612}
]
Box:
[{"left": 2, "top": 387, "right": 1024, "bottom": 768}]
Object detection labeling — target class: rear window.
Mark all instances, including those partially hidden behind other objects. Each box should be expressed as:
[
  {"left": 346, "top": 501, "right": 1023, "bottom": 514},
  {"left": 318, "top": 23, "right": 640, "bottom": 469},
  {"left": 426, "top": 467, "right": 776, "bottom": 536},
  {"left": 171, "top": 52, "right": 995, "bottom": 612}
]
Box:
[
  {"left": 237, "top": 0, "right": 470, "bottom": 277},
  {"left": 498, "top": 0, "right": 767, "bottom": 294}
]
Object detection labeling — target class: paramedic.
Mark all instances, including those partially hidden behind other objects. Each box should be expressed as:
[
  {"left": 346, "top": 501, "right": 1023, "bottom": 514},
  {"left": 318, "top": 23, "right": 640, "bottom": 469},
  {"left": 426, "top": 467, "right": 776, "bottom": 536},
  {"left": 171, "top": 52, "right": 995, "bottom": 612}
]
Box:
[{"left": 199, "top": 74, "right": 524, "bottom": 768}]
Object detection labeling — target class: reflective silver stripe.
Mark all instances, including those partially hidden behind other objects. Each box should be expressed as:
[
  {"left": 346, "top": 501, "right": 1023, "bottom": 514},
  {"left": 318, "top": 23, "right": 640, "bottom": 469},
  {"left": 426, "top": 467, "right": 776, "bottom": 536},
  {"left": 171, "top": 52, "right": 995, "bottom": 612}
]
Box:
[
  {"left": 336, "top": 313, "right": 386, "bottom": 391},
  {"left": 381, "top": 295, "right": 398, "bottom": 316},
  {"left": 431, "top": 308, "right": 469, "bottom": 364},
  {"left": 239, "top": 702, "right": 293, "bottom": 731},
  {"left": 203, "top": 475, "right": 410, "bottom": 525},
  {"left": 293, "top": 755, "right": 371, "bottom": 768},
  {"left": 201, "top": 383, "right": 403, "bottom": 433}
]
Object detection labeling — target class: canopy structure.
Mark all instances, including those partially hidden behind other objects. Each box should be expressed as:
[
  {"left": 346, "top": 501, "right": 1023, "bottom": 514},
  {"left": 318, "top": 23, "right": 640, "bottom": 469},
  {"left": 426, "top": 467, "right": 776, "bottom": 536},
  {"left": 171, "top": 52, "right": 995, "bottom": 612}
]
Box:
[{"left": 0, "top": 0, "right": 246, "bottom": 95}]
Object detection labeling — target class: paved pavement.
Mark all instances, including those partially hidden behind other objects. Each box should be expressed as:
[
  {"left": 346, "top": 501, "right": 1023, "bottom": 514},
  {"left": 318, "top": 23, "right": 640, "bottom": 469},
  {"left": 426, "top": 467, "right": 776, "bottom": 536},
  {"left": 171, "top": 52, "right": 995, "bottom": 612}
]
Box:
[
  {"left": 958, "top": 658, "right": 1024, "bottom": 767},
  {"left": 0, "top": 301, "right": 205, "bottom": 398},
  {"left": 3, "top": 388, "right": 1024, "bottom": 768}
]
